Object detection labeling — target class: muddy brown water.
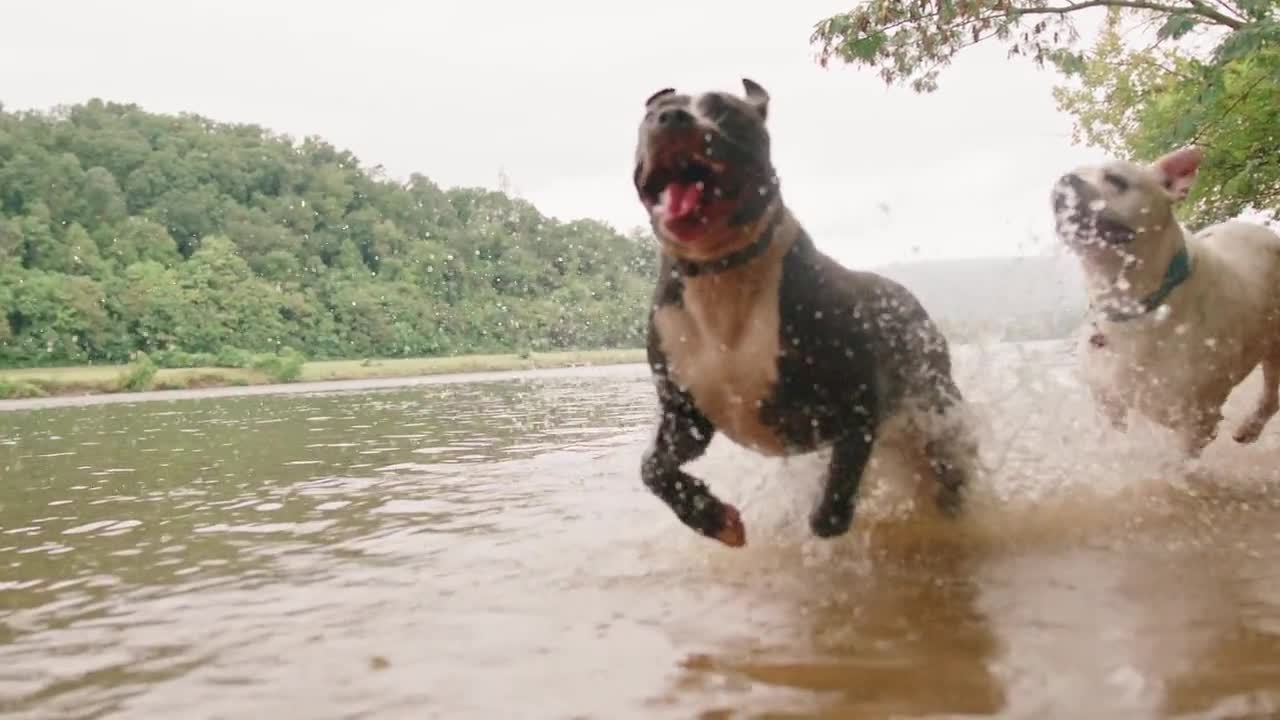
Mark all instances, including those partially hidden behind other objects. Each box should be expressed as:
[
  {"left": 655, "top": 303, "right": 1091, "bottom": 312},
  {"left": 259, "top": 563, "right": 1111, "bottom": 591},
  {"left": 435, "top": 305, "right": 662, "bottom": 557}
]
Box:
[{"left": 2, "top": 341, "right": 1280, "bottom": 719}]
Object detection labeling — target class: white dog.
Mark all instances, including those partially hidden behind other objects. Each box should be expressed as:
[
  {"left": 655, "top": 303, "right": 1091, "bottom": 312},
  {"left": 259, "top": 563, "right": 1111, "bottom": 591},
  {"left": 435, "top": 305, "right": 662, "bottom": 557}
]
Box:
[{"left": 1051, "top": 147, "right": 1280, "bottom": 456}]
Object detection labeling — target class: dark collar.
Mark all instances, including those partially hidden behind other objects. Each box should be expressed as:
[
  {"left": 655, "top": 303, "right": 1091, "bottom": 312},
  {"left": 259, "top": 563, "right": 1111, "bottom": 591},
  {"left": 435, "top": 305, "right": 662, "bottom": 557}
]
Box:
[
  {"left": 1097, "top": 246, "right": 1193, "bottom": 323},
  {"left": 672, "top": 219, "right": 777, "bottom": 278}
]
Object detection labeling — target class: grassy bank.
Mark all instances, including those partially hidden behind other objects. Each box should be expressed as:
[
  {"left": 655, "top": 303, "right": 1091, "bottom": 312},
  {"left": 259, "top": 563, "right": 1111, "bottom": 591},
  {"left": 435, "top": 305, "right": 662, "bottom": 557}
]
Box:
[{"left": 0, "top": 349, "right": 647, "bottom": 399}]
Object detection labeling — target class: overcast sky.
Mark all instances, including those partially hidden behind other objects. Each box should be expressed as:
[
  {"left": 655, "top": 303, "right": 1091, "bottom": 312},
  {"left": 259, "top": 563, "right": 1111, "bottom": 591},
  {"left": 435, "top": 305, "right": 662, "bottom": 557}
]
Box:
[{"left": 1, "top": 0, "right": 1116, "bottom": 268}]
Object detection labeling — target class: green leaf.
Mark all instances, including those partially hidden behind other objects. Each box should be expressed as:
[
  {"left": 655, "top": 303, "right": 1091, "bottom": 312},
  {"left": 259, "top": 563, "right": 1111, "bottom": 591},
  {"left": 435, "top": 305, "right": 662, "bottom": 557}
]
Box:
[
  {"left": 1213, "top": 21, "right": 1280, "bottom": 65},
  {"left": 846, "top": 32, "right": 889, "bottom": 62},
  {"left": 1156, "top": 13, "right": 1197, "bottom": 40},
  {"left": 1048, "top": 49, "right": 1087, "bottom": 75},
  {"left": 1234, "top": 0, "right": 1277, "bottom": 21}
]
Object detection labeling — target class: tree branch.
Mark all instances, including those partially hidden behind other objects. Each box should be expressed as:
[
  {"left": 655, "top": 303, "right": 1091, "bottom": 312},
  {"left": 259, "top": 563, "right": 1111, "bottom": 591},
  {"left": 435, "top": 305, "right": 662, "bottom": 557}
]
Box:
[
  {"left": 1208, "top": 0, "right": 1251, "bottom": 22},
  {"left": 1187, "top": 0, "right": 1249, "bottom": 27},
  {"left": 1008, "top": 0, "right": 1245, "bottom": 29},
  {"left": 1191, "top": 72, "right": 1271, "bottom": 144},
  {"left": 1142, "top": 55, "right": 1198, "bottom": 80},
  {"left": 814, "top": 0, "right": 1246, "bottom": 61}
]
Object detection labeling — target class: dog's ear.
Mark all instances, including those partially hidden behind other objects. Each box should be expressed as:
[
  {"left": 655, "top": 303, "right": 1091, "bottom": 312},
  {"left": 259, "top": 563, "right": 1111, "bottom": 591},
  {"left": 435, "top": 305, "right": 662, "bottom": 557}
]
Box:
[
  {"left": 741, "top": 78, "right": 769, "bottom": 121},
  {"left": 645, "top": 88, "right": 675, "bottom": 107},
  {"left": 1152, "top": 147, "right": 1204, "bottom": 201}
]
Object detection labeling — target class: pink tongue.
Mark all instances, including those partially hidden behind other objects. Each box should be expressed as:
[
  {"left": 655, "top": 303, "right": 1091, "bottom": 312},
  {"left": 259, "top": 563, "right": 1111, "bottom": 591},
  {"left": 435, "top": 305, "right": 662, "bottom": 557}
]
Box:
[{"left": 663, "top": 182, "right": 703, "bottom": 221}]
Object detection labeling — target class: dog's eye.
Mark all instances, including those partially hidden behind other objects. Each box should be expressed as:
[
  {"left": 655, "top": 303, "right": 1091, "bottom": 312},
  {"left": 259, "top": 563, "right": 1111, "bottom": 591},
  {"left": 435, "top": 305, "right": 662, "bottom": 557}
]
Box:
[
  {"left": 1103, "top": 172, "right": 1130, "bottom": 192},
  {"left": 699, "top": 93, "right": 728, "bottom": 116}
]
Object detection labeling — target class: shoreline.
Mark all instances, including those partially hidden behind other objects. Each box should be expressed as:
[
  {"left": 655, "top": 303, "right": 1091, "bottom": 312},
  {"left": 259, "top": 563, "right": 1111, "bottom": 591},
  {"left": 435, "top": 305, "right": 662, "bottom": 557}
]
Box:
[
  {"left": 0, "top": 339, "right": 1079, "bottom": 413},
  {"left": 0, "top": 350, "right": 649, "bottom": 412}
]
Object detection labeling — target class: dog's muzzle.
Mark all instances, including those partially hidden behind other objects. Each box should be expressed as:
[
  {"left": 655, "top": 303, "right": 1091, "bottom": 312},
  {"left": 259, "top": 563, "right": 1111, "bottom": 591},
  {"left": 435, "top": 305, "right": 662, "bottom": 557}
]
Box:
[
  {"left": 1051, "top": 173, "right": 1097, "bottom": 225},
  {"left": 1052, "top": 173, "right": 1136, "bottom": 246}
]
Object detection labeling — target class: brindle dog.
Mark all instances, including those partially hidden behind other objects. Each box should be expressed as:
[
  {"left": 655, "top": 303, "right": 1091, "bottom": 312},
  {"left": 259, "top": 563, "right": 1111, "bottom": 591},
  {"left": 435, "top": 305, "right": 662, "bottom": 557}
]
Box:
[{"left": 633, "top": 78, "right": 977, "bottom": 548}]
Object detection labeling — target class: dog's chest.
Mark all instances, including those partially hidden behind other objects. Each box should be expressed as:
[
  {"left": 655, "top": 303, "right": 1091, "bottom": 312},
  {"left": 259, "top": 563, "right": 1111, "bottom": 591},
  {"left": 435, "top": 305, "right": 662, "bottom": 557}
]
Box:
[
  {"left": 654, "top": 280, "right": 785, "bottom": 455},
  {"left": 1083, "top": 313, "right": 1251, "bottom": 412}
]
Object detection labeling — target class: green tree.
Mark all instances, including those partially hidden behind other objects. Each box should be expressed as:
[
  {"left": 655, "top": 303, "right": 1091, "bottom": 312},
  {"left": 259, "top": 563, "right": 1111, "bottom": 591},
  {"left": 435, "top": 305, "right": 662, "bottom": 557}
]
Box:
[
  {"left": 0, "top": 99, "right": 657, "bottom": 367},
  {"left": 19, "top": 205, "right": 72, "bottom": 273},
  {"left": 79, "top": 166, "right": 128, "bottom": 227},
  {"left": 108, "top": 261, "right": 189, "bottom": 352},
  {"left": 97, "top": 216, "right": 181, "bottom": 268},
  {"left": 63, "top": 222, "right": 108, "bottom": 278},
  {"left": 1052, "top": 10, "right": 1280, "bottom": 224},
  {"left": 2, "top": 270, "right": 121, "bottom": 364},
  {"left": 810, "top": 1, "right": 1279, "bottom": 224},
  {"left": 0, "top": 217, "right": 21, "bottom": 264}
]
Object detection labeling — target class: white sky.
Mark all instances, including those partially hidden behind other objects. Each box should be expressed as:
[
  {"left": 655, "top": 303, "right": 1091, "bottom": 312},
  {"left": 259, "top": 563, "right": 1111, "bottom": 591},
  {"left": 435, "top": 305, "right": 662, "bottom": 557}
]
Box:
[{"left": 0, "top": 0, "right": 1116, "bottom": 268}]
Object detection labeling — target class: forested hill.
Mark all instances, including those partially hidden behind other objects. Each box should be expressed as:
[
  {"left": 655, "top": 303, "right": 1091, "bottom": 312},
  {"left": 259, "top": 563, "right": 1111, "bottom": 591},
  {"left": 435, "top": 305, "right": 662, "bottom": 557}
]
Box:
[{"left": 0, "top": 100, "right": 658, "bottom": 367}]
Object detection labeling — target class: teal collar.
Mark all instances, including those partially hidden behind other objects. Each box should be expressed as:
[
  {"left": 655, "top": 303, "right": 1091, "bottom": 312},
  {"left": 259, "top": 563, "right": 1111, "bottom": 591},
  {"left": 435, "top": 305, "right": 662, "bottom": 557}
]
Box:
[{"left": 1098, "top": 247, "right": 1193, "bottom": 323}]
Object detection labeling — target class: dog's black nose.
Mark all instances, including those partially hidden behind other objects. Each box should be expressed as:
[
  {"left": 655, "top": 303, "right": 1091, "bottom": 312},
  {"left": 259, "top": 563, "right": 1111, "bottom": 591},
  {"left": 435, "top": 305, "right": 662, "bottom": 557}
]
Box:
[
  {"left": 1052, "top": 173, "right": 1091, "bottom": 212},
  {"left": 1060, "top": 172, "right": 1088, "bottom": 193},
  {"left": 656, "top": 107, "right": 693, "bottom": 129}
]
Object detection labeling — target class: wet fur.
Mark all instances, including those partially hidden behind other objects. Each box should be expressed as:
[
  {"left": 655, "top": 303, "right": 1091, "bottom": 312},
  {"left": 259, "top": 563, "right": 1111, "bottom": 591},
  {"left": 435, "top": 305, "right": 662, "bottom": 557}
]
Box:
[
  {"left": 636, "top": 80, "right": 976, "bottom": 546},
  {"left": 1052, "top": 149, "right": 1280, "bottom": 456}
]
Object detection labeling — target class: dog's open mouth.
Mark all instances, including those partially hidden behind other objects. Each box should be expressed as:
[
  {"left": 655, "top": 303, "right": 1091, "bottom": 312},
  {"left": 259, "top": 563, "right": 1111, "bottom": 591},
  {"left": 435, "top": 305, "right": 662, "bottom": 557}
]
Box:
[
  {"left": 1058, "top": 212, "right": 1138, "bottom": 247},
  {"left": 1092, "top": 216, "right": 1138, "bottom": 245},
  {"left": 1052, "top": 181, "right": 1137, "bottom": 247},
  {"left": 638, "top": 151, "right": 728, "bottom": 240}
]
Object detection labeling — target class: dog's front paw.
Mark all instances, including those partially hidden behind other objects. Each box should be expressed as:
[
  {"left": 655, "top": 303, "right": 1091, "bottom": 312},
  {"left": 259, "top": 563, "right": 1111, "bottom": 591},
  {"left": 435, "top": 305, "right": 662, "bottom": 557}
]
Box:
[
  {"left": 809, "top": 500, "right": 854, "bottom": 538},
  {"left": 935, "top": 485, "right": 965, "bottom": 518},
  {"left": 714, "top": 503, "right": 746, "bottom": 548},
  {"left": 1233, "top": 429, "right": 1260, "bottom": 444},
  {"left": 1233, "top": 418, "right": 1265, "bottom": 444}
]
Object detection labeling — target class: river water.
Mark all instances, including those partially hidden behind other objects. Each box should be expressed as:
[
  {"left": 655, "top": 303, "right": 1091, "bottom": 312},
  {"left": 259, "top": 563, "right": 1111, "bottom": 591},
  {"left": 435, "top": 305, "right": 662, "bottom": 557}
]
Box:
[{"left": 2, "top": 341, "right": 1279, "bottom": 719}]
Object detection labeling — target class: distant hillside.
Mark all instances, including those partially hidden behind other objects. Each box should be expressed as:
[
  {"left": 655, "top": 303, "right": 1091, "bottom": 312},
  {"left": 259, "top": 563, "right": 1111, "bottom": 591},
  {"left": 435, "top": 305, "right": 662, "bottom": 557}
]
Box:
[
  {"left": 0, "top": 100, "right": 657, "bottom": 367},
  {"left": 874, "top": 254, "right": 1088, "bottom": 343}
]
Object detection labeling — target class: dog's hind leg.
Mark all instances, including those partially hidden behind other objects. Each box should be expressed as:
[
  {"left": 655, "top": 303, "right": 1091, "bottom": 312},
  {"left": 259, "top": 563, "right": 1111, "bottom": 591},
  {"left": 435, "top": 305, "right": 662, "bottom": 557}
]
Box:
[
  {"left": 1233, "top": 354, "right": 1280, "bottom": 444},
  {"left": 1093, "top": 385, "right": 1130, "bottom": 432},
  {"left": 921, "top": 387, "right": 978, "bottom": 517},
  {"left": 1181, "top": 406, "right": 1223, "bottom": 458},
  {"left": 810, "top": 420, "right": 876, "bottom": 538}
]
